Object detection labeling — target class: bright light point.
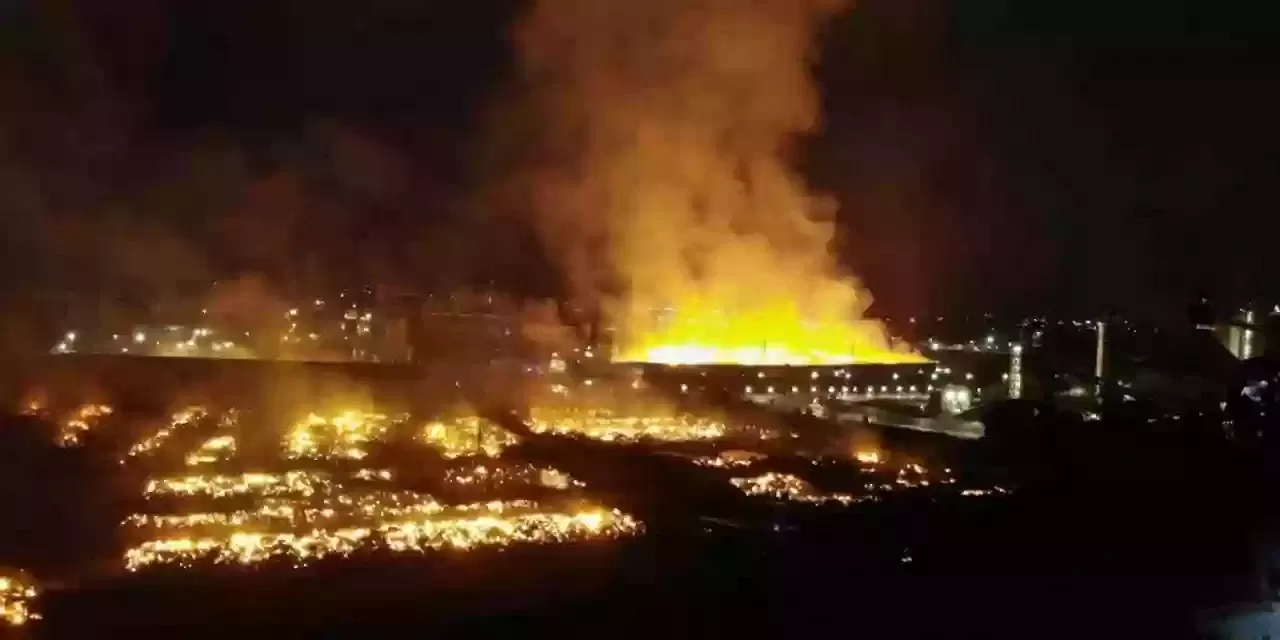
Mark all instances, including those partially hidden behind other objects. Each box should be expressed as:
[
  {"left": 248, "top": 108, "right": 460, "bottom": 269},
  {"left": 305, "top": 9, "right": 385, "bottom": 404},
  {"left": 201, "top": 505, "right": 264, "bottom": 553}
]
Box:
[{"left": 855, "top": 450, "right": 881, "bottom": 464}]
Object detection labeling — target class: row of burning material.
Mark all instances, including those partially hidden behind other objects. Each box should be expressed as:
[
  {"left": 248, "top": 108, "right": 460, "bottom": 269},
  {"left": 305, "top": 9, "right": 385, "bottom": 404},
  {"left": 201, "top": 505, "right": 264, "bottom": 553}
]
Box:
[
  {"left": 689, "top": 450, "right": 1012, "bottom": 505},
  {"left": 125, "top": 483, "right": 638, "bottom": 571},
  {"left": 47, "top": 403, "right": 733, "bottom": 461},
  {"left": 59, "top": 402, "right": 1005, "bottom": 509}
]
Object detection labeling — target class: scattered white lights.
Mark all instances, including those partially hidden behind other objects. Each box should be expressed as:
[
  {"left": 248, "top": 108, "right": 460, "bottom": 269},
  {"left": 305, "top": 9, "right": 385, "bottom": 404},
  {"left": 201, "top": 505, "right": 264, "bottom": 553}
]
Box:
[{"left": 941, "top": 386, "right": 973, "bottom": 414}]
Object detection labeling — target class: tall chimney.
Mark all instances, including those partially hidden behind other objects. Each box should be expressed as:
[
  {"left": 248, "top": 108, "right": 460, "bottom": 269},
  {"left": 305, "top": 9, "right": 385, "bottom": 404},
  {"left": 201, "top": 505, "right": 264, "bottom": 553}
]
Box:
[
  {"left": 1008, "top": 343, "right": 1024, "bottom": 399},
  {"left": 1094, "top": 320, "right": 1107, "bottom": 396}
]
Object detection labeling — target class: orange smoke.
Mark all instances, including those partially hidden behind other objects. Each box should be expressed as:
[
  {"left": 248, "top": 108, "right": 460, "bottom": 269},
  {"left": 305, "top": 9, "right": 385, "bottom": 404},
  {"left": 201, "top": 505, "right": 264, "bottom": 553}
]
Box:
[{"left": 513, "top": 0, "right": 922, "bottom": 365}]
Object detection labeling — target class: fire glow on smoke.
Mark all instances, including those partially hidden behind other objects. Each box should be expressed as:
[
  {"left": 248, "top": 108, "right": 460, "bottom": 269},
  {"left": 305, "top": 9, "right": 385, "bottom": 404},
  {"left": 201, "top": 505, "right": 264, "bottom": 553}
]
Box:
[{"left": 513, "top": 0, "right": 923, "bottom": 366}]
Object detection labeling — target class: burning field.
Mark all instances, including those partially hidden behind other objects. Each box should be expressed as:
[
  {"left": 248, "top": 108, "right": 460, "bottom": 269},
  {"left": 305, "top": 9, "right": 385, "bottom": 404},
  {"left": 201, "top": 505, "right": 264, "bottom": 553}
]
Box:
[
  {"left": 0, "top": 390, "right": 1011, "bottom": 631},
  {"left": 118, "top": 407, "right": 641, "bottom": 571}
]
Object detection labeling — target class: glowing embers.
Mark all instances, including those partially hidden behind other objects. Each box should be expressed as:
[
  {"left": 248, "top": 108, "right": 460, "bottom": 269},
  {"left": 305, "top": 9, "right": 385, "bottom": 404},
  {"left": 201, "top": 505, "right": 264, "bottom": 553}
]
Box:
[
  {"left": 185, "top": 435, "right": 236, "bottom": 467},
  {"left": 960, "top": 487, "right": 1011, "bottom": 497},
  {"left": 730, "top": 472, "right": 866, "bottom": 506},
  {"left": 690, "top": 450, "right": 766, "bottom": 469},
  {"left": 421, "top": 417, "right": 520, "bottom": 458},
  {"left": 126, "top": 405, "right": 641, "bottom": 571},
  {"left": 56, "top": 403, "right": 114, "bottom": 447},
  {"left": 0, "top": 572, "right": 39, "bottom": 627},
  {"left": 445, "top": 463, "right": 584, "bottom": 490},
  {"left": 129, "top": 470, "right": 633, "bottom": 571},
  {"left": 144, "top": 471, "right": 340, "bottom": 500},
  {"left": 19, "top": 393, "right": 47, "bottom": 417},
  {"left": 529, "top": 409, "right": 726, "bottom": 442},
  {"left": 184, "top": 410, "right": 239, "bottom": 466},
  {"left": 283, "top": 410, "right": 406, "bottom": 461},
  {"left": 128, "top": 406, "right": 209, "bottom": 459},
  {"left": 123, "top": 508, "right": 640, "bottom": 570},
  {"left": 721, "top": 453, "right": 1010, "bottom": 507},
  {"left": 125, "top": 496, "right": 535, "bottom": 531}
]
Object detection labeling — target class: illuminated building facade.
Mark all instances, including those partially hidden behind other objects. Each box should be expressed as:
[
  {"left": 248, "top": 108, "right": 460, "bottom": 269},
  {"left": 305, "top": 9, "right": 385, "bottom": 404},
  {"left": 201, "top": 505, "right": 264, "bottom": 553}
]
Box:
[
  {"left": 1008, "top": 343, "right": 1023, "bottom": 399},
  {"left": 635, "top": 362, "right": 941, "bottom": 408}
]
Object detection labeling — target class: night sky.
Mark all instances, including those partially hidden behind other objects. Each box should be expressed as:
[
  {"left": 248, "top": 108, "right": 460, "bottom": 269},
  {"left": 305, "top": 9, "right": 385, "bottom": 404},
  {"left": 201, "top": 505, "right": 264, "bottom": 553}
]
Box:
[{"left": 0, "top": 0, "right": 1275, "bottom": 320}]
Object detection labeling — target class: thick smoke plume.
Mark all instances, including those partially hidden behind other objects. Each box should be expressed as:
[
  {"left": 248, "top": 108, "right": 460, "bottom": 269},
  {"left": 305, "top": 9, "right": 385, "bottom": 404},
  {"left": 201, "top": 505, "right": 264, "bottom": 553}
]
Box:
[{"left": 512, "top": 0, "right": 920, "bottom": 365}]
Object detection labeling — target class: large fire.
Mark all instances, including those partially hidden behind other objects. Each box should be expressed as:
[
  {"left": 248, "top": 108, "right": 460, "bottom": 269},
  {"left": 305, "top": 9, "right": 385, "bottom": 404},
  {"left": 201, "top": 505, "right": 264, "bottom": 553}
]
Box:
[
  {"left": 513, "top": 0, "right": 919, "bottom": 367},
  {"left": 613, "top": 301, "right": 925, "bottom": 366}
]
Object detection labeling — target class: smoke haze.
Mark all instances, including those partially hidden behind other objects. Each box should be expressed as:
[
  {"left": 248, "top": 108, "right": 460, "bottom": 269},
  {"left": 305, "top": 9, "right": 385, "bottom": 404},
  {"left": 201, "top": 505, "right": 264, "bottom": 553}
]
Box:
[{"left": 511, "top": 0, "right": 919, "bottom": 364}]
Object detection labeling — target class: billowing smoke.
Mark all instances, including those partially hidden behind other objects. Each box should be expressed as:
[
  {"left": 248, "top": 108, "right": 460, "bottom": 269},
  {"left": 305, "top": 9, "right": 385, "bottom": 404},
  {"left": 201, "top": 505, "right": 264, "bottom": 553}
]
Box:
[{"left": 512, "top": 0, "right": 921, "bottom": 365}]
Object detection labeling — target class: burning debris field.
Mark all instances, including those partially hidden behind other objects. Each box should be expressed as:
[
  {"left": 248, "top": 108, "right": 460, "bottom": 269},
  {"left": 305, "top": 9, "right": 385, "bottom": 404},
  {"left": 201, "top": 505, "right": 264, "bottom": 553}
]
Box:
[
  {"left": 0, "top": 386, "right": 1013, "bottom": 632},
  {"left": 119, "top": 407, "right": 642, "bottom": 572}
]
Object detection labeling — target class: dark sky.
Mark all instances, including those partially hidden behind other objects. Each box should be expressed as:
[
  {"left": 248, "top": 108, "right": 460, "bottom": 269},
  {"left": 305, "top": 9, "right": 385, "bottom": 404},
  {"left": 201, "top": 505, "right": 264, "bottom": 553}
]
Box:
[{"left": 0, "top": 0, "right": 1276, "bottom": 320}]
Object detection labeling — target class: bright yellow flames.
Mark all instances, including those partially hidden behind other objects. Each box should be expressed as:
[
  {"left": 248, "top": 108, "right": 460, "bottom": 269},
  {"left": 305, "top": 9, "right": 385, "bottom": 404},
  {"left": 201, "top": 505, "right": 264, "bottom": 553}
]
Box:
[
  {"left": 0, "top": 573, "right": 39, "bottom": 626},
  {"left": 619, "top": 337, "right": 925, "bottom": 366},
  {"left": 612, "top": 294, "right": 927, "bottom": 366},
  {"left": 283, "top": 410, "right": 404, "bottom": 461},
  {"left": 124, "top": 508, "right": 640, "bottom": 571},
  {"left": 854, "top": 450, "right": 882, "bottom": 465},
  {"left": 609, "top": 295, "right": 931, "bottom": 366}
]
